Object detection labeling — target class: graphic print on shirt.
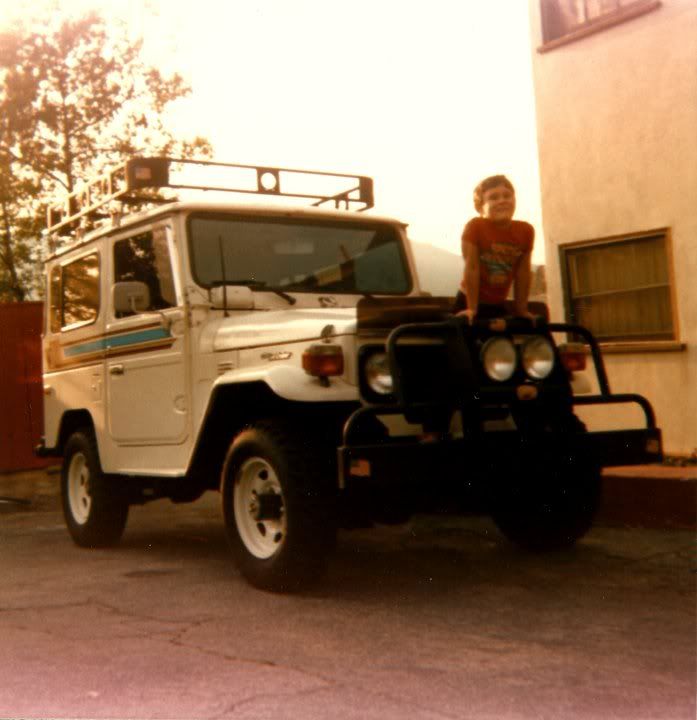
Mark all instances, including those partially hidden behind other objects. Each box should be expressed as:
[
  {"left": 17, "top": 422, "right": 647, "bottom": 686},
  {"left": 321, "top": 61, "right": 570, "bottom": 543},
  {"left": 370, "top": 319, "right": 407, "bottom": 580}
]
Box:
[{"left": 481, "top": 241, "right": 525, "bottom": 291}]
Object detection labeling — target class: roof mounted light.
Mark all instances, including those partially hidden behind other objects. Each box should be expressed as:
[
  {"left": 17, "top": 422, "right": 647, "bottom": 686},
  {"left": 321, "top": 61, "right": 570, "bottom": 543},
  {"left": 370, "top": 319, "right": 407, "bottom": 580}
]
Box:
[{"left": 126, "top": 157, "right": 170, "bottom": 190}]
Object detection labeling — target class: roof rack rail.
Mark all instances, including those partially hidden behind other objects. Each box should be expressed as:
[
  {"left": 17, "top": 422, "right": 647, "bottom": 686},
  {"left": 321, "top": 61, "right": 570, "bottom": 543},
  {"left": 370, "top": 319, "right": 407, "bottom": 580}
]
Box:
[{"left": 45, "top": 157, "right": 375, "bottom": 238}]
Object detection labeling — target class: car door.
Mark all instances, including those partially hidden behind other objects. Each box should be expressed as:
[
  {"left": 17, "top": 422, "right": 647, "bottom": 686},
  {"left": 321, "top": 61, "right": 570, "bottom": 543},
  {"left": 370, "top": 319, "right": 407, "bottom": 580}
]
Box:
[{"left": 105, "top": 224, "right": 189, "bottom": 445}]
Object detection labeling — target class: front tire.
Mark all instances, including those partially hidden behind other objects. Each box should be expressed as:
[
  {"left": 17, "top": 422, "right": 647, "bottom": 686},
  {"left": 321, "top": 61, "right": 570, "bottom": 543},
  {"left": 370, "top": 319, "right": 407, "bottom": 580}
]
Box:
[
  {"left": 221, "top": 421, "right": 336, "bottom": 592},
  {"left": 61, "top": 431, "right": 129, "bottom": 548},
  {"left": 492, "top": 454, "right": 601, "bottom": 552}
]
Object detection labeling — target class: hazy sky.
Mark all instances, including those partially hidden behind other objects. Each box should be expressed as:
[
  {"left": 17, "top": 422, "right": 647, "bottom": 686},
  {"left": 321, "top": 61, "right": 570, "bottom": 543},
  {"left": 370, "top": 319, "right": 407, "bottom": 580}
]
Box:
[{"left": 2, "top": 0, "right": 545, "bottom": 263}]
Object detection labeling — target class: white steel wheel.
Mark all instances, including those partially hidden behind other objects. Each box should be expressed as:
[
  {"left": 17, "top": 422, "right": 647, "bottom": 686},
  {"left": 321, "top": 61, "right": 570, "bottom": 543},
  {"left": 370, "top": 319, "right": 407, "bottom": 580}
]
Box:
[
  {"left": 221, "top": 422, "right": 336, "bottom": 592},
  {"left": 67, "top": 451, "right": 92, "bottom": 525},
  {"left": 233, "top": 456, "right": 287, "bottom": 559}
]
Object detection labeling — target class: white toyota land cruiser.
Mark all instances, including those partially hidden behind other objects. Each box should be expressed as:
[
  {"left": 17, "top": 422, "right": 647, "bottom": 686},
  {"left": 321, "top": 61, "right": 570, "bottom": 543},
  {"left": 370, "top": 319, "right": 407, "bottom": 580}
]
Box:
[{"left": 38, "top": 157, "right": 662, "bottom": 592}]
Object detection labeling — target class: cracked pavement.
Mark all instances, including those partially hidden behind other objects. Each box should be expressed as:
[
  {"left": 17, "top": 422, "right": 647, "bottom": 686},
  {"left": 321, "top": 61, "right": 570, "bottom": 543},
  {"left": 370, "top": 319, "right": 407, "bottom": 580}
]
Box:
[{"left": 1, "top": 483, "right": 695, "bottom": 719}]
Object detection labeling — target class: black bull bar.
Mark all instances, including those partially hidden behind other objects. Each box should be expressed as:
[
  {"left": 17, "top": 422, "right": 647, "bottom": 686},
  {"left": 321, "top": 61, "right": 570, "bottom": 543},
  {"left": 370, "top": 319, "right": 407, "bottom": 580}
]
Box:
[{"left": 337, "top": 317, "right": 662, "bottom": 488}]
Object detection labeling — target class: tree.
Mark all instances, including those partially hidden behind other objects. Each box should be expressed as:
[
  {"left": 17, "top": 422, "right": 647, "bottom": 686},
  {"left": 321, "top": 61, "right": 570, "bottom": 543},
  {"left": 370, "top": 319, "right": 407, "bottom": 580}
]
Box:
[
  {"left": 0, "top": 12, "right": 212, "bottom": 302},
  {"left": 0, "top": 27, "right": 43, "bottom": 301}
]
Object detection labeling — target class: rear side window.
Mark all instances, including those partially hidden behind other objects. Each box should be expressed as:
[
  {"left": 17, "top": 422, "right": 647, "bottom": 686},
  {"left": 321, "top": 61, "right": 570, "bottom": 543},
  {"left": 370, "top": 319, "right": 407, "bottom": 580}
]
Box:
[
  {"left": 113, "top": 229, "right": 176, "bottom": 315},
  {"left": 60, "top": 253, "right": 100, "bottom": 330}
]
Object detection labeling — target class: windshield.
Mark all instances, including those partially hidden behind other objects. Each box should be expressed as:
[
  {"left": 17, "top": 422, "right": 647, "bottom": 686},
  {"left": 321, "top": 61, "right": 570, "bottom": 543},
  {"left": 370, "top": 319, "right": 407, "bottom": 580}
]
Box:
[{"left": 188, "top": 213, "right": 412, "bottom": 295}]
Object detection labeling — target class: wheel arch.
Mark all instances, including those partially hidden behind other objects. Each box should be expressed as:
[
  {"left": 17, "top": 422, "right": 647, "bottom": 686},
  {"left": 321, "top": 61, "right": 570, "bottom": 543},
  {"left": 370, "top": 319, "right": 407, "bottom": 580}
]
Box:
[
  {"left": 56, "top": 409, "right": 97, "bottom": 456},
  {"left": 187, "top": 380, "right": 356, "bottom": 491}
]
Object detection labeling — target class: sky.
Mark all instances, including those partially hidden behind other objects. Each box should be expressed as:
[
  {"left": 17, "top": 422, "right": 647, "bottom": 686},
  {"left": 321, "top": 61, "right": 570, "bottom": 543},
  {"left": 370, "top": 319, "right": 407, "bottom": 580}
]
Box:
[{"left": 1, "top": 0, "right": 545, "bottom": 263}]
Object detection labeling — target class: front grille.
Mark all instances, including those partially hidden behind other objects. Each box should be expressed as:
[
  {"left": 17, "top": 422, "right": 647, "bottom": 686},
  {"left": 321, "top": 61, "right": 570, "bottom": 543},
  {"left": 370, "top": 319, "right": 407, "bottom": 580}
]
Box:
[{"left": 359, "top": 326, "right": 572, "bottom": 413}]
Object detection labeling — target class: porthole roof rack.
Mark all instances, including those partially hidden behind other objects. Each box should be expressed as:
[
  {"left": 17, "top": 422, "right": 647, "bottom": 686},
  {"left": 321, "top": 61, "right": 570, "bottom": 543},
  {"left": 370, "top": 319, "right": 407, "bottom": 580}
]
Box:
[{"left": 45, "top": 156, "right": 375, "bottom": 238}]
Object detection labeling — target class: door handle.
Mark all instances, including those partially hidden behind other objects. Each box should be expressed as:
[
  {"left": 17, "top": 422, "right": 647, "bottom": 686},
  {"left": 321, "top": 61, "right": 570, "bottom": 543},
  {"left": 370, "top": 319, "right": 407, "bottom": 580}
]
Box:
[{"left": 109, "top": 364, "right": 125, "bottom": 375}]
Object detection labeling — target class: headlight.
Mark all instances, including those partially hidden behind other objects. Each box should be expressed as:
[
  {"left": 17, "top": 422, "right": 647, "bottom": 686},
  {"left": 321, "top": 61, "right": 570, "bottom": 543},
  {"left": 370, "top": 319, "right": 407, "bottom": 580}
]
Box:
[
  {"left": 364, "top": 352, "right": 394, "bottom": 395},
  {"left": 480, "top": 337, "right": 516, "bottom": 382},
  {"left": 522, "top": 336, "right": 555, "bottom": 379}
]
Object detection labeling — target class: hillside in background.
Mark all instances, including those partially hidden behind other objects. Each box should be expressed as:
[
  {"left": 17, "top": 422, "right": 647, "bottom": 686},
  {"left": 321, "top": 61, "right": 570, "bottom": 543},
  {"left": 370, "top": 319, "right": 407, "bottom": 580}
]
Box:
[
  {"left": 409, "top": 241, "right": 462, "bottom": 297},
  {"left": 410, "top": 241, "right": 546, "bottom": 301}
]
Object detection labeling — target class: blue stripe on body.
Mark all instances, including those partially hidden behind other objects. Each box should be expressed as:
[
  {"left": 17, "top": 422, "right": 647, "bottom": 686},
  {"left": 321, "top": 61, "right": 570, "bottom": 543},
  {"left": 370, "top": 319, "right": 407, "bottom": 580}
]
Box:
[{"left": 64, "top": 327, "right": 171, "bottom": 357}]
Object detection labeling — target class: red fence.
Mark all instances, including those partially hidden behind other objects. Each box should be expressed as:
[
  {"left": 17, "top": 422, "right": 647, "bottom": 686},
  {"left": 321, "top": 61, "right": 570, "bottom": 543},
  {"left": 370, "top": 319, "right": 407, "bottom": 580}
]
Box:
[{"left": 0, "top": 302, "right": 50, "bottom": 473}]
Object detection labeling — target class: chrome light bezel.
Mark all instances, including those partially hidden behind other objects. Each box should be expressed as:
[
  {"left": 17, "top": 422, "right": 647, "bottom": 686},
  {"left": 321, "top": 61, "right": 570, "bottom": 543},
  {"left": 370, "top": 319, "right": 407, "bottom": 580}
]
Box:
[
  {"left": 521, "top": 336, "right": 555, "bottom": 380},
  {"left": 480, "top": 337, "right": 517, "bottom": 382},
  {"left": 364, "top": 351, "right": 394, "bottom": 395}
]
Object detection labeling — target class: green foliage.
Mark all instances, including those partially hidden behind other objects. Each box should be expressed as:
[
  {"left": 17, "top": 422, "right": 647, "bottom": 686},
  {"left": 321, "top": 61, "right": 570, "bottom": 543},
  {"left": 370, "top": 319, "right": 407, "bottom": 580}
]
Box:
[{"left": 0, "top": 12, "right": 212, "bottom": 302}]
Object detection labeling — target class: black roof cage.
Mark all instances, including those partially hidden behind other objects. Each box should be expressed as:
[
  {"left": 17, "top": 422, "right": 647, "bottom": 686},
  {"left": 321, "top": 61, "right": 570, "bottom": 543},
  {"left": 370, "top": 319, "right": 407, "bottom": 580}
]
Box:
[{"left": 45, "top": 157, "right": 375, "bottom": 237}]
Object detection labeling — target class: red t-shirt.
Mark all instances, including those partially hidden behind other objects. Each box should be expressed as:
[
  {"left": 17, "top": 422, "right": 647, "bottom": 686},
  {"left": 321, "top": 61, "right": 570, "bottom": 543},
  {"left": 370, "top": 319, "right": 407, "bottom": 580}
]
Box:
[{"left": 460, "top": 217, "right": 534, "bottom": 304}]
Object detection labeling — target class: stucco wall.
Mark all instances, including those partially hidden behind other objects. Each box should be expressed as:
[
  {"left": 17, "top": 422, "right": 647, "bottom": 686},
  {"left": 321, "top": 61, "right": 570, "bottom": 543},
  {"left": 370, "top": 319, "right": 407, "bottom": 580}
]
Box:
[{"left": 529, "top": 0, "right": 696, "bottom": 453}]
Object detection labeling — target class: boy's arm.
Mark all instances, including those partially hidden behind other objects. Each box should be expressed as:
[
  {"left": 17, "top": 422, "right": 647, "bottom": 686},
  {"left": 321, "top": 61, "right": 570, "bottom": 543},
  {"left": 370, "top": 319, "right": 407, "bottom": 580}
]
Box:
[
  {"left": 513, "top": 249, "right": 532, "bottom": 316},
  {"left": 463, "top": 238, "right": 480, "bottom": 317}
]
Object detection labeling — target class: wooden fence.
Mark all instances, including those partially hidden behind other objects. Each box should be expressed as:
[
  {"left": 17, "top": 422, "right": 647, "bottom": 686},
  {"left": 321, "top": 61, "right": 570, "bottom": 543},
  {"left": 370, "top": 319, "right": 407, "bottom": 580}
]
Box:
[{"left": 0, "top": 302, "right": 50, "bottom": 473}]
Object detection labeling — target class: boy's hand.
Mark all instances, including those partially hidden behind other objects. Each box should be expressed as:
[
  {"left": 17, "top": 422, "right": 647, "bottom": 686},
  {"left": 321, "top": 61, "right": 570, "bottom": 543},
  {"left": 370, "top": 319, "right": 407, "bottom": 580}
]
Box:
[{"left": 456, "top": 309, "right": 476, "bottom": 324}]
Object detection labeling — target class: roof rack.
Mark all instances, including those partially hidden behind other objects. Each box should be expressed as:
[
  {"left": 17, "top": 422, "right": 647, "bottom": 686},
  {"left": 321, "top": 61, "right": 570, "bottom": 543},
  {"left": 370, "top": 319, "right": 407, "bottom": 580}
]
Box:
[{"left": 45, "top": 157, "right": 375, "bottom": 238}]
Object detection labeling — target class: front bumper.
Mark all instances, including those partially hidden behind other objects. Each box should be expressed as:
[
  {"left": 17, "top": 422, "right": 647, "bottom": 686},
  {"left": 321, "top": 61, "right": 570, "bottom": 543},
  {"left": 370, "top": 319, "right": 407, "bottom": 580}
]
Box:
[
  {"left": 338, "top": 422, "right": 662, "bottom": 490},
  {"left": 338, "top": 385, "right": 663, "bottom": 492},
  {"left": 343, "top": 312, "right": 663, "bottom": 491}
]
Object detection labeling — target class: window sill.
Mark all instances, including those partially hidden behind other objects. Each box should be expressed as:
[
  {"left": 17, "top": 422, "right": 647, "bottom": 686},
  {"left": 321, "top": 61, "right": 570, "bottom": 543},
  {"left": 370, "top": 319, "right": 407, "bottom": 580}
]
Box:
[
  {"left": 598, "top": 340, "right": 685, "bottom": 354},
  {"left": 537, "top": 0, "right": 662, "bottom": 53}
]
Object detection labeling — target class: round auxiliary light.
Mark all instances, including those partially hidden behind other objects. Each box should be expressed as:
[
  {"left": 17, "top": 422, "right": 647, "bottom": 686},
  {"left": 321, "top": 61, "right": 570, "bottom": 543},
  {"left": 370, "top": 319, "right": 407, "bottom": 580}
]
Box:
[
  {"left": 364, "top": 352, "right": 394, "bottom": 395},
  {"left": 480, "top": 337, "right": 516, "bottom": 382},
  {"left": 522, "top": 336, "right": 555, "bottom": 380}
]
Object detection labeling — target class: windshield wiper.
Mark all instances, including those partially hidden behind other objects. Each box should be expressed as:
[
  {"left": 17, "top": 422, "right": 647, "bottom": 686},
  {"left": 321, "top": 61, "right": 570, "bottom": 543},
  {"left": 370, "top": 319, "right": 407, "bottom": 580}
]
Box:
[{"left": 214, "top": 279, "right": 296, "bottom": 306}]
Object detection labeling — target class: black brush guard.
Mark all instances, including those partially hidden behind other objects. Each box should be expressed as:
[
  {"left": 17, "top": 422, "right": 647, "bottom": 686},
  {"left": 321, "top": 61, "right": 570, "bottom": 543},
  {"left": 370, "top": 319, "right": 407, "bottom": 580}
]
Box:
[{"left": 338, "top": 315, "right": 662, "bottom": 489}]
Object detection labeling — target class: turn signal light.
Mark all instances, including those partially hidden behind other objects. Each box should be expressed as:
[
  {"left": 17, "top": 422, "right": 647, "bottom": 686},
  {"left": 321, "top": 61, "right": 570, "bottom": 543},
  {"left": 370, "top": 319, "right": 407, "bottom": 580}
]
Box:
[
  {"left": 302, "top": 344, "right": 344, "bottom": 377},
  {"left": 559, "top": 343, "right": 587, "bottom": 372}
]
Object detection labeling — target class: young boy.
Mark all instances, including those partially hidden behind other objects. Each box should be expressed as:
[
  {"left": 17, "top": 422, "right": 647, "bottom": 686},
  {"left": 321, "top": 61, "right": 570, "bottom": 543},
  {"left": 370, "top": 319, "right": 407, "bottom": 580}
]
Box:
[{"left": 454, "top": 175, "right": 534, "bottom": 322}]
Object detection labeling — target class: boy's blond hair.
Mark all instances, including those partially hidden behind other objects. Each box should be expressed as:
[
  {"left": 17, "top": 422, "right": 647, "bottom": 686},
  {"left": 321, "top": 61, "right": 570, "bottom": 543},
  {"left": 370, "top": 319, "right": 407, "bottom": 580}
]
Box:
[{"left": 473, "top": 175, "right": 515, "bottom": 214}]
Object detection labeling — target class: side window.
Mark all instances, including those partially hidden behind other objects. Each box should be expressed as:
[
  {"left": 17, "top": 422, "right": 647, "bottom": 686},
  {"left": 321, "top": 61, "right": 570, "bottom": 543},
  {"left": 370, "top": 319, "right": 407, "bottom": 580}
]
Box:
[
  {"left": 49, "top": 266, "right": 62, "bottom": 333},
  {"left": 113, "top": 229, "right": 176, "bottom": 316},
  {"left": 62, "top": 253, "right": 100, "bottom": 329},
  {"left": 561, "top": 230, "right": 676, "bottom": 343}
]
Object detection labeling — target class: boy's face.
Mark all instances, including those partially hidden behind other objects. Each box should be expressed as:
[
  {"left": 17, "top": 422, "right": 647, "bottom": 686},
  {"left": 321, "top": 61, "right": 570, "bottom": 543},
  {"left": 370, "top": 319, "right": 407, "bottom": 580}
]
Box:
[{"left": 480, "top": 184, "right": 515, "bottom": 224}]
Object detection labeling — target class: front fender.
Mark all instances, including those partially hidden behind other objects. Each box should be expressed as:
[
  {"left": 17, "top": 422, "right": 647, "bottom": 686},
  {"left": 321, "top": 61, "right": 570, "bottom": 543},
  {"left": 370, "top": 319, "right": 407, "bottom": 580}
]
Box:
[{"left": 213, "top": 364, "right": 358, "bottom": 402}]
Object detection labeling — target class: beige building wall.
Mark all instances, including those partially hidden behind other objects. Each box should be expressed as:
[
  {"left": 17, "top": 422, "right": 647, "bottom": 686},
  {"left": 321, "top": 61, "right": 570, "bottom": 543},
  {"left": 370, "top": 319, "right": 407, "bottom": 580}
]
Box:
[{"left": 528, "top": 0, "right": 696, "bottom": 454}]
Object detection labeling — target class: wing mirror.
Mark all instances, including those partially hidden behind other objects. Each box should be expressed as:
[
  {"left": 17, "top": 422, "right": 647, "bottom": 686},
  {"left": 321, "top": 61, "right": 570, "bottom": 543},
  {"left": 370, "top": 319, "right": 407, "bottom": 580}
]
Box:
[{"left": 113, "top": 281, "right": 151, "bottom": 314}]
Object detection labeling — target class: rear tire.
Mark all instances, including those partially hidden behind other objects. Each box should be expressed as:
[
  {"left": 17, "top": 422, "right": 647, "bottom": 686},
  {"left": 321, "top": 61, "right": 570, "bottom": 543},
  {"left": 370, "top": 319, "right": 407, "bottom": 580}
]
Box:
[
  {"left": 61, "top": 431, "right": 129, "bottom": 548},
  {"left": 221, "top": 421, "right": 336, "bottom": 592}
]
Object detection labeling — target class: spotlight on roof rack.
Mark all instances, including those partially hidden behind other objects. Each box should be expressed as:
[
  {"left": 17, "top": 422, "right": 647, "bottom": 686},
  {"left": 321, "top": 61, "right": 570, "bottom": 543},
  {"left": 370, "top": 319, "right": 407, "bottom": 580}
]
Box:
[{"left": 126, "top": 157, "right": 170, "bottom": 190}]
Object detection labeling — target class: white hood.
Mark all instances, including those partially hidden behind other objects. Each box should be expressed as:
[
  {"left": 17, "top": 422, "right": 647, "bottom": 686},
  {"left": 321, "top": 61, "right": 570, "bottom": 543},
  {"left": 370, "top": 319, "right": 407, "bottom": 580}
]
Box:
[{"left": 211, "top": 307, "right": 357, "bottom": 352}]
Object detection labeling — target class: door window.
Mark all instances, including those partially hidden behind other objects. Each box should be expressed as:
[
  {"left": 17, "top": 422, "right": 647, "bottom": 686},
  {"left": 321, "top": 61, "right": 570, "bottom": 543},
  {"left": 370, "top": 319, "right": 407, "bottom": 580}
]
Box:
[{"left": 113, "top": 229, "right": 177, "bottom": 316}]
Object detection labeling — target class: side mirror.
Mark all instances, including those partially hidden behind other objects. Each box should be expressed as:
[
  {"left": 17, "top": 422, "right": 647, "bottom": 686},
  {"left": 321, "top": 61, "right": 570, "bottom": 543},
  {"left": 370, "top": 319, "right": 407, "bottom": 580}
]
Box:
[{"left": 113, "top": 281, "right": 151, "bottom": 314}]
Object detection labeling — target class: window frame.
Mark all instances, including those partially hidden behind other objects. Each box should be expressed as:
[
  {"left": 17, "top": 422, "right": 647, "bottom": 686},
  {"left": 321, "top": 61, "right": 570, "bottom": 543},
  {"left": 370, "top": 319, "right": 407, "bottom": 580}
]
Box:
[
  {"left": 559, "top": 228, "right": 683, "bottom": 352},
  {"left": 538, "top": 0, "right": 662, "bottom": 52},
  {"left": 48, "top": 265, "right": 62, "bottom": 334}
]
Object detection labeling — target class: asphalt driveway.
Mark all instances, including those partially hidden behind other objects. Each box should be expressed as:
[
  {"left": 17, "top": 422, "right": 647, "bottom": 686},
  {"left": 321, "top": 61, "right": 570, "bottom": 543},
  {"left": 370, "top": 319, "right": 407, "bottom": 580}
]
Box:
[{"left": 1, "top": 473, "right": 695, "bottom": 719}]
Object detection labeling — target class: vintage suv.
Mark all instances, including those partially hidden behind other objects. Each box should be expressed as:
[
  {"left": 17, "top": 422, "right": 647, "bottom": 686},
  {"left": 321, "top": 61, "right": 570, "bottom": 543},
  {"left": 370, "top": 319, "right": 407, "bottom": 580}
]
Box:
[{"left": 38, "top": 157, "right": 662, "bottom": 591}]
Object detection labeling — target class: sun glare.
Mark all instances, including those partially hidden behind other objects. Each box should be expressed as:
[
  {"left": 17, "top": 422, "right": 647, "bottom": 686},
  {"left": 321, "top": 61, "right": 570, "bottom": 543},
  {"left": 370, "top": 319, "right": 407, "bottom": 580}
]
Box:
[{"left": 1, "top": 0, "right": 545, "bottom": 263}]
